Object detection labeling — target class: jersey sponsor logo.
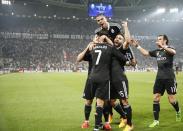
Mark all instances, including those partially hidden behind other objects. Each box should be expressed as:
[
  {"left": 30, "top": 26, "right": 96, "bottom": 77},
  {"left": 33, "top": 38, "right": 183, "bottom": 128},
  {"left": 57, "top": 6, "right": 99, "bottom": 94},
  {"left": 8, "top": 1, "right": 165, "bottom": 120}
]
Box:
[
  {"left": 157, "top": 57, "right": 166, "bottom": 61},
  {"left": 156, "top": 51, "right": 167, "bottom": 61}
]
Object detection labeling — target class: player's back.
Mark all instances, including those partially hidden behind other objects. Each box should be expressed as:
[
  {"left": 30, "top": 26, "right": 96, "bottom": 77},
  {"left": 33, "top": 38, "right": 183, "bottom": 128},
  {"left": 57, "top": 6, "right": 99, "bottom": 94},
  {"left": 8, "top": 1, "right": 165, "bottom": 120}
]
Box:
[
  {"left": 89, "top": 43, "right": 127, "bottom": 82},
  {"left": 89, "top": 43, "right": 112, "bottom": 82}
]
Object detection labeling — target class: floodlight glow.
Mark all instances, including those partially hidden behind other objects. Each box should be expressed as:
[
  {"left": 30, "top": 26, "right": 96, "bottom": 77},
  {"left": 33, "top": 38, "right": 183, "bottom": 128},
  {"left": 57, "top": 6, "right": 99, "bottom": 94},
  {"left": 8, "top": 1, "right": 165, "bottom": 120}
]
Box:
[
  {"left": 170, "top": 8, "right": 178, "bottom": 13},
  {"left": 156, "top": 8, "right": 165, "bottom": 13},
  {"left": 1, "top": 0, "right": 11, "bottom": 5}
]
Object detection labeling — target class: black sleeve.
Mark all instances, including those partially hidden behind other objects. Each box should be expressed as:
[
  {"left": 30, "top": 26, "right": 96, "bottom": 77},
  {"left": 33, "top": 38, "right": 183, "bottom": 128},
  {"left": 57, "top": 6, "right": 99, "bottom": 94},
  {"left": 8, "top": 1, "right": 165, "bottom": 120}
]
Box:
[
  {"left": 149, "top": 50, "right": 157, "bottom": 57},
  {"left": 125, "top": 47, "right": 135, "bottom": 60},
  {"left": 83, "top": 51, "right": 91, "bottom": 61},
  {"left": 115, "top": 23, "right": 124, "bottom": 35},
  {"left": 112, "top": 47, "right": 127, "bottom": 65},
  {"left": 95, "top": 27, "right": 101, "bottom": 35}
]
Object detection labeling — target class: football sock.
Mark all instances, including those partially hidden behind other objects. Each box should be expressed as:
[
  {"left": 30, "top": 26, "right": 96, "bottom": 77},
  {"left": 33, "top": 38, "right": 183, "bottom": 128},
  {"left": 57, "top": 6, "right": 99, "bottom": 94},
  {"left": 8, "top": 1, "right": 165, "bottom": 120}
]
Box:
[
  {"left": 95, "top": 106, "right": 103, "bottom": 128},
  {"left": 153, "top": 101, "right": 160, "bottom": 121},
  {"left": 114, "top": 103, "right": 127, "bottom": 119},
  {"left": 85, "top": 104, "right": 92, "bottom": 121},
  {"left": 124, "top": 104, "right": 132, "bottom": 126},
  {"left": 120, "top": 102, "right": 125, "bottom": 112},
  {"left": 109, "top": 104, "right": 113, "bottom": 115},
  {"left": 103, "top": 105, "right": 110, "bottom": 122},
  {"left": 171, "top": 101, "right": 180, "bottom": 112}
]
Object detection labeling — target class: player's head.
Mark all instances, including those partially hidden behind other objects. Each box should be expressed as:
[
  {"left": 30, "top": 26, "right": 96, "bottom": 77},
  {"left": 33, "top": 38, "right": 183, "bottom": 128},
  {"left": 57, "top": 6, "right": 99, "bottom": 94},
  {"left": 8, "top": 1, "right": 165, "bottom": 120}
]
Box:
[
  {"left": 96, "top": 14, "right": 108, "bottom": 28},
  {"left": 93, "top": 34, "right": 107, "bottom": 44},
  {"left": 157, "top": 34, "right": 169, "bottom": 45},
  {"left": 114, "top": 34, "right": 125, "bottom": 47}
]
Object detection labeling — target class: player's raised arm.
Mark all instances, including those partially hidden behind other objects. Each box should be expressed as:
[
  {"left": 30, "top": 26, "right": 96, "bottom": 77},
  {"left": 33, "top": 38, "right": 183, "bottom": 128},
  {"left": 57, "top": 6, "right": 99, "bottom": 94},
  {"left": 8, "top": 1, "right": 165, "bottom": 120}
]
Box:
[
  {"left": 131, "top": 39, "right": 150, "bottom": 56},
  {"left": 76, "top": 42, "right": 93, "bottom": 62},
  {"left": 121, "top": 21, "right": 131, "bottom": 49},
  {"left": 104, "top": 35, "right": 113, "bottom": 45},
  {"left": 156, "top": 41, "right": 176, "bottom": 55}
]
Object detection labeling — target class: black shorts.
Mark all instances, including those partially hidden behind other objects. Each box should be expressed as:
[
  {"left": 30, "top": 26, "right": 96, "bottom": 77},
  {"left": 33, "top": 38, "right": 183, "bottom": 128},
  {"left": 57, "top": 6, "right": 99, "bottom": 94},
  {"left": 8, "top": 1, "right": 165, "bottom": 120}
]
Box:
[
  {"left": 82, "top": 78, "right": 94, "bottom": 100},
  {"left": 153, "top": 79, "right": 177, "bottom": 96},
  {"left": 90, "top": 79, "right": 110, "bottom": 100},
  {"left": 110, "top": 77, "right": 129, "bottom": 99}
]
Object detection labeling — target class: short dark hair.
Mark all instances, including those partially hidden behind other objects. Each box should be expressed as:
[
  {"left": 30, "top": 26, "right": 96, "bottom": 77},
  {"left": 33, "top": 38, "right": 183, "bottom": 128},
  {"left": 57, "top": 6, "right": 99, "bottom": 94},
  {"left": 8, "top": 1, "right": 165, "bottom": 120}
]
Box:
[
  {"left": 117, "top": 33, "right": 125, "bottom": 39},
  {"left": 158, "top": 34, "right": 169, "bottom": 45}
]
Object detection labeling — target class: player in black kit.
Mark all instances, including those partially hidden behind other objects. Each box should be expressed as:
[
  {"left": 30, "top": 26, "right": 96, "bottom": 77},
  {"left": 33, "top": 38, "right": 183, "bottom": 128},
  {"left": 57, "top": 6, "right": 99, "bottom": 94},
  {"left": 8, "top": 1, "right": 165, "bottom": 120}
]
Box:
[
  {"left": 77, "top": 42, "right": 94, "bottom": 129},
  {"left": 110, "top": 33, "right": 136, "bottom": 131},
  {"left": 131, "top": 35, "right": 181, "bottom": 127},
  {"left": 95, "top": 14, "right": 122, "bottom": 42}
]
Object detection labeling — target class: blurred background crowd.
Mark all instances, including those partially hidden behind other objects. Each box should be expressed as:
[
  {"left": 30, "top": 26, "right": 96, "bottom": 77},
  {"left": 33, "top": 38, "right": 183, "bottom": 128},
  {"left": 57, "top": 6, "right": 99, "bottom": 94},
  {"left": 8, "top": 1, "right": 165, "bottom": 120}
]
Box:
[{"left": 0, "top": 0, "right": 183, "bottom": 73}]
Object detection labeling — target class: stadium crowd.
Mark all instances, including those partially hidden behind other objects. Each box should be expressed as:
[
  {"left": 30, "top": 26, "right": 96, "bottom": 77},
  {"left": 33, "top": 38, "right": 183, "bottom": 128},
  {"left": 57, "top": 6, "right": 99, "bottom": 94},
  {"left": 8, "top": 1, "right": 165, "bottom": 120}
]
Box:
[{"left": 0, "top": 16, "right": 183, "bottom": 72}]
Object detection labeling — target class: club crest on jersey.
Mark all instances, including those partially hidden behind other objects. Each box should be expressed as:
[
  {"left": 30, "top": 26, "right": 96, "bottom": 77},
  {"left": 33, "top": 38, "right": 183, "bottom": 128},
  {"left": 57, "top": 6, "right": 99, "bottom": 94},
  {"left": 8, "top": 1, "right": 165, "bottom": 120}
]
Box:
[
  {"left": 156, "top": 51, "right": 160, "bottom": 57},
  {"left": 111, "top": 29, "right": 115, "bottom": 33}
]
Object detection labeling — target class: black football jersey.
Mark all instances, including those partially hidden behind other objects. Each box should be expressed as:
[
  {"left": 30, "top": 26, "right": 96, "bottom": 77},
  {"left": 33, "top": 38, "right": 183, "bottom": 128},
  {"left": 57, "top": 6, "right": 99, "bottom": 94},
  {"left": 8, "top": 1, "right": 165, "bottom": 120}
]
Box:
[
  {"left": 95, "top": 22, "right": 122, "bottom": 42},
  {"left": 111, "top": 46, "right": 134, "bottom": 81},
  {"left": 89, "top": 43, "right": 126, "bottom": 82},
  {"left": 83, "top": 50, "right": 92, "bottom": 75},
  {"left": 149, "top": 46, "right": 175, "bottom": 79}
]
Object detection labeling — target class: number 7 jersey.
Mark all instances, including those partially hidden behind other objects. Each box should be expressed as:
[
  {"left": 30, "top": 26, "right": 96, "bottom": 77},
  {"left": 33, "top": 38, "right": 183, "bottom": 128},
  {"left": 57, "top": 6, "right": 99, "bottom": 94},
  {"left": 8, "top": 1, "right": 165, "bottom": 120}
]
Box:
[{"left": 89, "top": 43, "right": 127, "bottom": 82}]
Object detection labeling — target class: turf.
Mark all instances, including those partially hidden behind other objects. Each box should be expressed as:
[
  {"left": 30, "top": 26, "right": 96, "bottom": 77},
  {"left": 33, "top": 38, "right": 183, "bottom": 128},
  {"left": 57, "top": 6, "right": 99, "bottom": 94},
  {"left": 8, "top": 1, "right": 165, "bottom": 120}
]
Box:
[{"left": 0, "top": 72, "right": 182, "bottom": 131}]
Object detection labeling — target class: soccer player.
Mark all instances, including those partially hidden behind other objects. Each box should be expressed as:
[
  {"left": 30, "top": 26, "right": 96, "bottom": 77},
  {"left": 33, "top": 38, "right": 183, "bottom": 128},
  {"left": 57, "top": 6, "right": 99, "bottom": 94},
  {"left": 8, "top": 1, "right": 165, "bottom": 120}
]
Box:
[
  {"left": 110, "top": 33, "right": 136, "bottom": 131},
  {"left": 131, "top": 35, "right": 182, "bottom": 127},
  {"left": 77, "top": 42, "right": 94, "bottom": 129},
  {"left": 88, "top": 35, "right": 127, "bottom": 131},
  {"left": 77, "top": 36, "right": 113, "bottom": 129}
]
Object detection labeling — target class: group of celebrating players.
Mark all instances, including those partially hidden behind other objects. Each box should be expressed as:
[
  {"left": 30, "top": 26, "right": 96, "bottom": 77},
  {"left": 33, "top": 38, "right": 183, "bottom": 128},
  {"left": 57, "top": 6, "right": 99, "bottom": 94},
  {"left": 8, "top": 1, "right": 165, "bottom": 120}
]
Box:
[{"left": 77, "top": 14, "right": 181, "bottom": 131}]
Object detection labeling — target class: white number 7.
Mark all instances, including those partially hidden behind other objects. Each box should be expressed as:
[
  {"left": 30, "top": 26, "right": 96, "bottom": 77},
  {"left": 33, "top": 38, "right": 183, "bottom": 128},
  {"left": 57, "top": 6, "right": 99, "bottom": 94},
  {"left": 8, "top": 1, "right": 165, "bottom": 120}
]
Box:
[{"left": 95, "top": 50, "right": 102, "bottom": 65}]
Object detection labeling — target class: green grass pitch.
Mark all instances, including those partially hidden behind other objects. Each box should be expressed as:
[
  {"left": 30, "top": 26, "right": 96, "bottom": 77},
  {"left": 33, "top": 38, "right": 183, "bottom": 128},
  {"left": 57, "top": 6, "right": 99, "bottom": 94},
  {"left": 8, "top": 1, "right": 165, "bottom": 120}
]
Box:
[{"left": 0, "top": 72, "right": 182, "bottom": 131}]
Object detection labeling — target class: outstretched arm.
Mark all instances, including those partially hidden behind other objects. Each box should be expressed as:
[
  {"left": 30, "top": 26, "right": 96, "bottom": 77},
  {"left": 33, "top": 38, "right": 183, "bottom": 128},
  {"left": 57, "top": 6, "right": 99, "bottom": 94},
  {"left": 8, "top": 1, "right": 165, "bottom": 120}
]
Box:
[
  {"left": 131, "top": 39, "right": 150, "bottom": 56},
  {"left": 122, "top": 21, "right": 131, "bottom": 49}
]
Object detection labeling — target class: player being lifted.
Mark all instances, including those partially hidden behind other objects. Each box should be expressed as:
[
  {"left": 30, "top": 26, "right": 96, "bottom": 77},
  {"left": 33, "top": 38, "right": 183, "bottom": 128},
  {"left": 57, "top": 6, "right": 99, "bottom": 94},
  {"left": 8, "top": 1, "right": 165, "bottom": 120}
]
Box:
[
  {"left": 95, "top": 14, "right": 122, "bottom": 42},
  {"left": 131, "top": 35, "right": 181, "bottom": 127}
]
